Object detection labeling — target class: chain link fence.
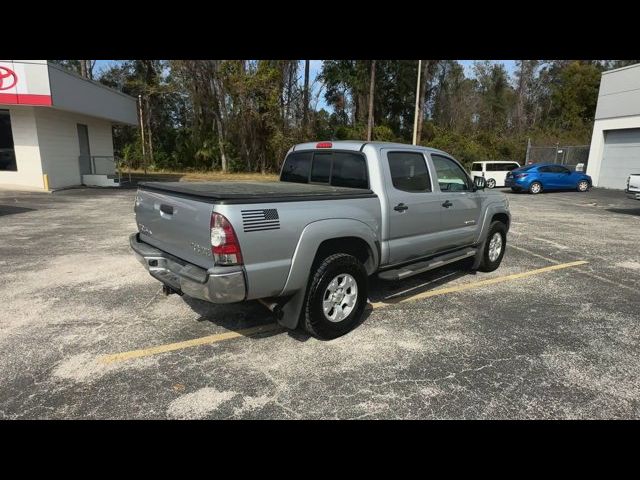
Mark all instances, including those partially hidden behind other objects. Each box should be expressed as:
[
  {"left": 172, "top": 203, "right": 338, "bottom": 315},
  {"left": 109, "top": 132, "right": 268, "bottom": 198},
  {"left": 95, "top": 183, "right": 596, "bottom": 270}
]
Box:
[{"left": 525, "top": 145, "right": 590, "bottom": 171}]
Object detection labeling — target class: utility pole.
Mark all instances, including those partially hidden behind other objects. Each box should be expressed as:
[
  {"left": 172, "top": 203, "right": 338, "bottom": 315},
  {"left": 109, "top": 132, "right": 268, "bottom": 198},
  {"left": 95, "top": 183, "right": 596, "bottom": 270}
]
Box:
[
  {"left": 525, "top": 137, "right": 531, "bottom": 164},
  {"left": 412, "top": 60, "right": 422, "bottom": 145},
  {"left": 366, "top": 60, "right": 376, "bottom": 141},
  {"left": 138, "top": 94, "right": 147, "bottom": 175}
]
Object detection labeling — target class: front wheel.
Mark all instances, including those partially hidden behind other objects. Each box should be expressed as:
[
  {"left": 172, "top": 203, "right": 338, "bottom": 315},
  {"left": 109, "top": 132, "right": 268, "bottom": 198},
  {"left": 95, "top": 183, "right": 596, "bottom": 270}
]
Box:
[
  {"left": 577, "top": 180, "right": 590, "bottom": 192},
  {"left": 303, "top": 253, "right": 368, "bottom": 340},
  {"left": 486, "top": 178, "right": 496, "bottom": 189},
  {"left": 478, "top": 221, "right": 507, "bottom": 272}
]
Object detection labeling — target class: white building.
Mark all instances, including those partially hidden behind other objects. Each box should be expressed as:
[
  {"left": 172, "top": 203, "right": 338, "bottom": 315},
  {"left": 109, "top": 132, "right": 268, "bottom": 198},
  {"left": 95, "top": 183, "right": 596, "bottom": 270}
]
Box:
[
  {"left": 0, "top": 60, "right": 137, "bottom": 190},
  {"left": 586, "top": 63, "right": 640, "bottom": 189}
]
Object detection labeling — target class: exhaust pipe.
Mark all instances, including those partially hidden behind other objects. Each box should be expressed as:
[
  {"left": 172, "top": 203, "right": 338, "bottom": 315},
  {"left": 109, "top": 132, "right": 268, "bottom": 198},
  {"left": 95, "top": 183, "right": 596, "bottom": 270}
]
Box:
[{"left": 257, "top": 299, "right": 284, "bottom": 320}]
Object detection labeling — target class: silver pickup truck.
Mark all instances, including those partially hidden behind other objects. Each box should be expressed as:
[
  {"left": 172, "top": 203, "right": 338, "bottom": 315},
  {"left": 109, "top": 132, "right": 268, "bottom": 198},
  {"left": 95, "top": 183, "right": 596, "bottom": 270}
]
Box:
[{"left": 130, "top": 141, "right": 511, "bottom": 339}]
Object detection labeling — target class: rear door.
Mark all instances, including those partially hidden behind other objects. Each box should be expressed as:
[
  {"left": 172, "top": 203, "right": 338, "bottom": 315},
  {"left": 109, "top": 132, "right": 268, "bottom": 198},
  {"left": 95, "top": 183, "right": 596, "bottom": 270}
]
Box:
[
  {"left": 382, "top": 149, "right": 444, "bottom": 263},
  {"left": 537, "top": 165, "right": 556, "bottom": 188},
  {"left": 430, "top": 153, "right": 482, "bottom": 248}
]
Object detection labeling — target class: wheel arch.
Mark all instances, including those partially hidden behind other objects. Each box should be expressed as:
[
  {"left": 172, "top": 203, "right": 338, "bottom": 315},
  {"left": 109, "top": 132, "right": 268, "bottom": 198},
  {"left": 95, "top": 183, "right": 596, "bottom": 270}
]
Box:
[{"left": 279, "top": 219, "right": 379, "bottom": 297}]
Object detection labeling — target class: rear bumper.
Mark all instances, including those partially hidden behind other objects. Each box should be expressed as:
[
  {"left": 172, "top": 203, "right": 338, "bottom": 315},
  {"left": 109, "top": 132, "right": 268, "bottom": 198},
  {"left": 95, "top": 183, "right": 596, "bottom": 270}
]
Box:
[
  {"left": 129, "top": 233, "right": 246, "bottom": 303},
  {"left": 625, "top": 189, "right": 640, "bottom": 200},
  {"left": 505, "top": 177, "right": 526, "bottom": 188}
]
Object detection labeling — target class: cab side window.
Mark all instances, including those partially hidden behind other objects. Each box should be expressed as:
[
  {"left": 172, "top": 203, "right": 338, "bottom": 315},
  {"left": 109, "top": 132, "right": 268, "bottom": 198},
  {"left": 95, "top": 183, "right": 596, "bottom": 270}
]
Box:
[
  {"left": 471, "top": 163, "right": 483, "bottom": 171},
  {"left": 431, "top": 154, "right": 471, "bottom": 191},
  {"left": 387, "top": 152, "right": 432, "bottom": 193}
]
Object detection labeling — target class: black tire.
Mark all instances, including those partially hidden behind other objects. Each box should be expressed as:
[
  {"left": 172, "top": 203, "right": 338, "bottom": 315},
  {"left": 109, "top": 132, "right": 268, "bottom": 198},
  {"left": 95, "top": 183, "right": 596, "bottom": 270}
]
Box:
[
  {"left": 478, "top": 221, "right": 507, "bottom": 272},
  {"left": 528, "top": 181, "right": 542, "bottom": 194},
  {"left": 486, "top": 178, "right": 496, "bottom": 189},
  {"left": 577, "top": 180, "right": 590, "bottom": 192},
  {"left": 303, "top": 253, "right": 368, "bottom": 340}
]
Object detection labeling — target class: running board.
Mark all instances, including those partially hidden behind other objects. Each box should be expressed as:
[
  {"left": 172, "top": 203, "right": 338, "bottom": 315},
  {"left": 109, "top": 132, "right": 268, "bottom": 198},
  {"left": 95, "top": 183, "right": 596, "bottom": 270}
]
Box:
[{"left": 377, "top": 248, "right": 477, "bottom": 282}]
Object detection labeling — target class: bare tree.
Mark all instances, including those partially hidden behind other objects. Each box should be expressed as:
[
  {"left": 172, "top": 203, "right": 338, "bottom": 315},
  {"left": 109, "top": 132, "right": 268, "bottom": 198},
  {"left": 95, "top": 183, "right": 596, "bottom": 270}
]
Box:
[
  {"left": 367, "top": 60, "right": 376, "bottom": 141},
  {"left": 303, "top": 60, "right": 310, "bottom": 130}
]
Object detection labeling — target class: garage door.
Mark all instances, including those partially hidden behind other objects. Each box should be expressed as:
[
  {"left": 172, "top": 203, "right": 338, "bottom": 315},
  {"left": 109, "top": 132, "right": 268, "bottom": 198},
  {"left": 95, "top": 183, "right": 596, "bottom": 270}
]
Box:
[{"left": 600, "top": 128, "right": 640, "bottom": 189}]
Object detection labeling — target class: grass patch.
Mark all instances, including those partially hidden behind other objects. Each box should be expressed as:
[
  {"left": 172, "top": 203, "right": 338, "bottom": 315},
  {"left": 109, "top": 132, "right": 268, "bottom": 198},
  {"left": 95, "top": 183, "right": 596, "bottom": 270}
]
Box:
[{"left": 124, "top": 169, "right": 279, "bottom": 183}]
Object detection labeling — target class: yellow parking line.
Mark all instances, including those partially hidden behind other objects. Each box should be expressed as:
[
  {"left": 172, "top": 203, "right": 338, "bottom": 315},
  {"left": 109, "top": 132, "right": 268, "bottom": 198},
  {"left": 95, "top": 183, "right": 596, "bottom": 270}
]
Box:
[
  {"left": 370, "top": 260, "right": 588, "bottom": 309},
  {"left": 99, "top": 323, "right": 283, "bottom": 364},
  {"left": 102, "top": 260, "right": 587, "bottom": 363}
]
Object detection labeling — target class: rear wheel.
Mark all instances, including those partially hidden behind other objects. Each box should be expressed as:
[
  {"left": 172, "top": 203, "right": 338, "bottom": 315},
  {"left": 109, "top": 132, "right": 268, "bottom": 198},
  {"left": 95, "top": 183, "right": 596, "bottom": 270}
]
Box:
[
  {"left": 577, "top": 180, "right": 589, "bottom": 192},
  {"left": 303, "top": 253, "right": 368, "bottom": 340},
  {"left": 529, "top": 181, "right": 542, "bottom": 194},
  {"left": 486, "top": 178, "right": 496, "bottom": 189},
  {"left": 478, "top": 221, "right": 507, "bottom": 272}
]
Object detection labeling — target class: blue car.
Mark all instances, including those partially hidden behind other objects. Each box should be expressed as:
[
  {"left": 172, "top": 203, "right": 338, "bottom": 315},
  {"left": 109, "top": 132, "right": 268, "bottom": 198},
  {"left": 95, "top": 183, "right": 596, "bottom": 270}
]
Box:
[{"left": 505, "top": 163, "right": 592, "bottom": 194}]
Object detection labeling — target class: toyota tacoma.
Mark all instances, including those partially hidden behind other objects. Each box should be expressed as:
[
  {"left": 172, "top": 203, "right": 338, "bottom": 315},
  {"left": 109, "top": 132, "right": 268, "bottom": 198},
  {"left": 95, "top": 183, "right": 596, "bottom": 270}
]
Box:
[{"left": 130, "top": 141, "right": 511, "bottom": 339}]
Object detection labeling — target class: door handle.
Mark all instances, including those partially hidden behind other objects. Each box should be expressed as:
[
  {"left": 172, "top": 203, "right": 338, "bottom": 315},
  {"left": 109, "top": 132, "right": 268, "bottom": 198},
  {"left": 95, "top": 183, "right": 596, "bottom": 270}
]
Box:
[
  {"left": 394, "top": 203, "right": 409, "bottom": 212},
  {"left": 442, "top": 200, "right": 453, "bottom": 208},
  {"left": 160, "top": 204, "right": 174, "bottom": 215}
]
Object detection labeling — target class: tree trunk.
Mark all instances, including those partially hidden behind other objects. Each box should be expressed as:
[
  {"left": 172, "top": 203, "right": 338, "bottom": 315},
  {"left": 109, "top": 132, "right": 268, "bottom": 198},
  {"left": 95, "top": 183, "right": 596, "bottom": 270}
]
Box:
[
  {"left": 145, "top": 96, "right": 154, "bottom": 163},
  {"left": 214, "top": 113, "right": 228, "bottom": 172},
  {"left": 80, "top": 60, "right": 87, "bottom": 79},
  {"left": 416, "top": 60, "right": 429, "bottom": 144},
  {"left": 303, "top": 60, "right": 310, "bottom": 130},
  {"left": 366, "top": 60, "right": 376, "bottom": 141}
]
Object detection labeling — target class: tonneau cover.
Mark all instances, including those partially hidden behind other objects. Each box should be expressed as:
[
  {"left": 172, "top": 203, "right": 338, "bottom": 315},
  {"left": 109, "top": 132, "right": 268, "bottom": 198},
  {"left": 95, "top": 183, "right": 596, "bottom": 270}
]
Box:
[{"left": 138, "top": 181, "right": 376, "bottom": 203}]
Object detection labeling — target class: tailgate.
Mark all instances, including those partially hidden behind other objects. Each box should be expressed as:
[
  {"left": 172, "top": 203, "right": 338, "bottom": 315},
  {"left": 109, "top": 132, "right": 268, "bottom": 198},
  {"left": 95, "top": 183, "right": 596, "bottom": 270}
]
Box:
[{"left": 134, "top": 188, "right": 214, "bottom": 269}]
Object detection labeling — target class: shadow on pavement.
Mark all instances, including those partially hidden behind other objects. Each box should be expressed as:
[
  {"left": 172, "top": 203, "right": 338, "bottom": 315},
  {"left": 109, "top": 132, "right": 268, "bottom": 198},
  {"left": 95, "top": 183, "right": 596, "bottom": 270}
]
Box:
[
  {"left": 0, "top": 205, "right": 35, "bottom": 217},
  {"left": 368, "top": 259, "right": 475, "bottom": 305},
  {"left": 606, "top": 207, "right": 640, "bottom": 217},
  {"left": 182, "top": 295, "right": 285, "bottom": 339}
]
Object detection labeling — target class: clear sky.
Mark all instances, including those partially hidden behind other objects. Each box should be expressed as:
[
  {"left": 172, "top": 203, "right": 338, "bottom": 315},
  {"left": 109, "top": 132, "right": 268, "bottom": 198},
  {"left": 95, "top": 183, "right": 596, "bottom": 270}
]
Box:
[{"left": 94, "top": 59, "right": 518, "bottom": 112}]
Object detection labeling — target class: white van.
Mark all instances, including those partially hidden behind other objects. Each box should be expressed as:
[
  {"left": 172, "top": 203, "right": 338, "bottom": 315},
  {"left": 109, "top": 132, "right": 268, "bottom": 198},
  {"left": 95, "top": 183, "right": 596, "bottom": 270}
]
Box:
[{"left": 470, "top": 161, "right": 521, "bottom": 188}]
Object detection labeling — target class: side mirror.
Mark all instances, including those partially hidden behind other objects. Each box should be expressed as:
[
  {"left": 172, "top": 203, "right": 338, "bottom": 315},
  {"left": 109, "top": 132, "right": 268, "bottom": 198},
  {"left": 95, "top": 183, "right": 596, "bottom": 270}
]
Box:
[{"left": 473, "top": 176, "right": 486, "bottom": 190}]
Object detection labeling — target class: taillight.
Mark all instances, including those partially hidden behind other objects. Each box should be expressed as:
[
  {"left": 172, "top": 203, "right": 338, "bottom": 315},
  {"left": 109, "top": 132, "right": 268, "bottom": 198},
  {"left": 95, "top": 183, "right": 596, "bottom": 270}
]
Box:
[
  {"left": 210, "top": 212, "right": 243, "bottom": 266},
  {"left": 514, "top": 173, "right": 528, "bottom": 179},
  {"left": 316, "top": 142, "right": 332, "bottom": 148}
]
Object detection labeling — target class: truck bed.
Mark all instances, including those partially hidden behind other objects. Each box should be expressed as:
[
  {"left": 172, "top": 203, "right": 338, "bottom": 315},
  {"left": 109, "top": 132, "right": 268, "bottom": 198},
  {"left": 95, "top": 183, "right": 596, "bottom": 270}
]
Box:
[{"left": 138, "top": 181, "right": 376, "bottom": 204}]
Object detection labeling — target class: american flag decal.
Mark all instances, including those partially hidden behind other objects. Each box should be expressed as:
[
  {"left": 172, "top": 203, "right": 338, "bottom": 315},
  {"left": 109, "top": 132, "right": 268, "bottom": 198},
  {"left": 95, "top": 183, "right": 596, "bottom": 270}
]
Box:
[{"left": 241, "top": 209, "right": 280, "bottom": 232}]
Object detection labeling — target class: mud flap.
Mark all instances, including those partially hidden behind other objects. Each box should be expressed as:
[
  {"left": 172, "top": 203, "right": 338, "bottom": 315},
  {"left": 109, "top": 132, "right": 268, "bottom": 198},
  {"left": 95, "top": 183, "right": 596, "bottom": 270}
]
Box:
[
  {"left": 277, "top": 289, "right": 306, "bottom": 329},
  {"left": 471, "top": 238, "right": 486, "bottom": 270}
]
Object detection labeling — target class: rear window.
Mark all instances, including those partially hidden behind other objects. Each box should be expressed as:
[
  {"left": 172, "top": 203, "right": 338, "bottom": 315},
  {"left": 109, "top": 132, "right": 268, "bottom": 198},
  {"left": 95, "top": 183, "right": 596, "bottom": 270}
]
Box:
[
  {"left": 519, "top": 164, "right": 538, "bottom": 171},
  {"left": 280, "top": 151, "right": 312, "bottom": 183},
  {"left": 487, "top": 163, "right": 520, "bottom": 172},
  {"left": 281, "top": 150, "right": 368, "bottom": 189},
  {"left": 310, "top": 153, "right": 331, "bottom": 183}
]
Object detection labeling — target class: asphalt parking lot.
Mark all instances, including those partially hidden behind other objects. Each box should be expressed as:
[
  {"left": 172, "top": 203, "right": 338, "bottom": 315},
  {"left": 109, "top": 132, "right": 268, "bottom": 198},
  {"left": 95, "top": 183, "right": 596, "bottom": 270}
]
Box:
[{"left": 1, "top": 185, "right": 639, "bottom": 419}]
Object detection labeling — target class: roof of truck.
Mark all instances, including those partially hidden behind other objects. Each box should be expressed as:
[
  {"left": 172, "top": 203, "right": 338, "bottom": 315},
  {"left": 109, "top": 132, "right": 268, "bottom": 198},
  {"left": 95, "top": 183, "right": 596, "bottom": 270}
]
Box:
[{"left": 291, "top": 140, "right": 450, "bottom": 156}]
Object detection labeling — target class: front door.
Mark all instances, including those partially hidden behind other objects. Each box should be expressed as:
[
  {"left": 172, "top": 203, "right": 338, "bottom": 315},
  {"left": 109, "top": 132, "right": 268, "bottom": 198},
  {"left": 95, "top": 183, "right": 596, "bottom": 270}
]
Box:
[
  {"left": 77, "top": 124, "right": 91, "bottom": 175},
  {"left": 382, "top": 149, "right": 444, "bottom": 264},
  {"left": 430, "top": 153, "right": 482, "bottom": 249}
]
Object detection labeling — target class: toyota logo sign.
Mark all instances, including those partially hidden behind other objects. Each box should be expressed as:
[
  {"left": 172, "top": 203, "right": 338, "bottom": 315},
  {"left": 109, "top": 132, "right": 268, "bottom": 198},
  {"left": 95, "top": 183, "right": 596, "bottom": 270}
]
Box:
[{"left": 0, "top": 66, "right": 18, "bottom": 90}]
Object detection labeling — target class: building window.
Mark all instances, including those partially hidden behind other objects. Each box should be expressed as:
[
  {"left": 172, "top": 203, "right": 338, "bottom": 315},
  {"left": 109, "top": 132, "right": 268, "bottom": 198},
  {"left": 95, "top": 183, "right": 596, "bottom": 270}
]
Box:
[{"left": 0, "top": 110, "right": 17, "bottom": 171}]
